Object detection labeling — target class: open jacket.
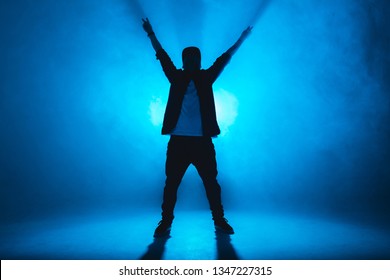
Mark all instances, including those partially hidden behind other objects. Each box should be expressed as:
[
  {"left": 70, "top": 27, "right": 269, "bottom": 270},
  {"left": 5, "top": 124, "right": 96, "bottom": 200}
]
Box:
[{"left": 156, "top": 48, "right": 231, "bottom": 137}]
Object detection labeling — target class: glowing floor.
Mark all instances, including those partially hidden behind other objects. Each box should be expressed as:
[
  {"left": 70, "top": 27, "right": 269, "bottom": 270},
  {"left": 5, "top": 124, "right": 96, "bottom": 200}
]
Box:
[{"left": 1, "top": 210, "right": 389, "bottom": 260}]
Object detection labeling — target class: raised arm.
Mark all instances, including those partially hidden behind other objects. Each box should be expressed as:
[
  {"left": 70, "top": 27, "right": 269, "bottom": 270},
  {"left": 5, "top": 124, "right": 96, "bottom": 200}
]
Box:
[
  {"left": 226, "top": 26, "right": 253, "bottom": 56},
  {"left": 207, "top": 26, "right": 253, "bottom": 82},
  {"left": 142, "top": 17, "right": 177, "bottom": 82},
  {"left": 142, "top": 18, "right": 162, "bottom": 52}
]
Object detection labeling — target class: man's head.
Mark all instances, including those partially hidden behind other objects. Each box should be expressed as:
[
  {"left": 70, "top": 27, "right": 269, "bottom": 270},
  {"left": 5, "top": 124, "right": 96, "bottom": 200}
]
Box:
[{"left": 182, "top": 46, "right": 201, "bottom": 71}]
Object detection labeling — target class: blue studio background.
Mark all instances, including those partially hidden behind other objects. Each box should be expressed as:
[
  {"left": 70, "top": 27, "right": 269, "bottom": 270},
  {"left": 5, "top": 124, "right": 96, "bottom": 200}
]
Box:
[{"left": 1, "top": 0, "right": 389, "bottom": 259}]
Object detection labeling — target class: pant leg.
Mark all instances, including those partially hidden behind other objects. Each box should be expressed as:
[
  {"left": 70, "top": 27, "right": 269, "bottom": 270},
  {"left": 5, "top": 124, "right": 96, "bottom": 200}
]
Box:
[
  {"left": 192, "top": 138, "right": 225, "bottom": 220},
  {"left": 161, "top": 137, "right": 190, "bottom": 221}
]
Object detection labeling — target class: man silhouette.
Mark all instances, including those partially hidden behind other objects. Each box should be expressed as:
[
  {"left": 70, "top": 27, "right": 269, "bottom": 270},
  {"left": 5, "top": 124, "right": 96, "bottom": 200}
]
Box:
[{"left": 142, "top": 18, "right": 251, "bottom": 237}]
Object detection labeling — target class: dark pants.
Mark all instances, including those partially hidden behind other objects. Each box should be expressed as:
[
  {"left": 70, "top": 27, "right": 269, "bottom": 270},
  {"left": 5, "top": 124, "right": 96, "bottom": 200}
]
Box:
[{"left": 161, "top": 136, "right": 224, "bottom": 222}]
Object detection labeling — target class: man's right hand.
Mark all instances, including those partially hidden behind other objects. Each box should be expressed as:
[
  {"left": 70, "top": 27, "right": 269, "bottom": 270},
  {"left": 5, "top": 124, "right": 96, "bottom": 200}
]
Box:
[
  {"left": 142, "top": 17, "right": 162, "bottom": 51},
  {"left": 142, "top": 18, "right": 153, "bottom": 35}
]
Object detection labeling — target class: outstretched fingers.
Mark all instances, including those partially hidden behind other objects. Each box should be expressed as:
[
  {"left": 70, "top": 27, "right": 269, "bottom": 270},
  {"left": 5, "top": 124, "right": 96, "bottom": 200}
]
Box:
[
  {"left": 240, "top": 26, "right": 253, "bottom": 40},
  {"left": 244, "top": 26, "right": 253, "bottom": 34},
  {"left": 142, "top": 17, "right": 153, "bottom": 34}
]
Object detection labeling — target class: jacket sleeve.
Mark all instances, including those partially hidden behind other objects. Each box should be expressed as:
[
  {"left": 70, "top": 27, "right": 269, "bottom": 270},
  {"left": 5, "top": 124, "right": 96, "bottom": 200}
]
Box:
[
  {"left": 206, "top": 52, "right": 232, "bottom": 83},
  {"left": 156, "top": 48, "right": 178, "bottom": 83}
]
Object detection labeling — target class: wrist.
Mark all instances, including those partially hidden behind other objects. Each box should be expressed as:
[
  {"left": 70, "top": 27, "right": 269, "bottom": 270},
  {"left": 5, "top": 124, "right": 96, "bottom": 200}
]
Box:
[{"left": 147, "top": 31, "right": 155, "bottom": 37}]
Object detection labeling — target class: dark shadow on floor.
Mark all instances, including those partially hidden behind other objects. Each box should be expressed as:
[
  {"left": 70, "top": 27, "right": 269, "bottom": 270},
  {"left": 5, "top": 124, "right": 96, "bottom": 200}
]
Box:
[
  {"left": 215, "top": 230, "right": 240, "bottom": 260},
  {"left": 139, "top": 235, "right": 170, "bottom": 260}
]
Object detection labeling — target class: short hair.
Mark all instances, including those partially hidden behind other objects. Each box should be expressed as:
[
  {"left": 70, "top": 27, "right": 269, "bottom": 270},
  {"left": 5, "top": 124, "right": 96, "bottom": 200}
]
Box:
[{"left": 182, "top": 46, "right": 201, "bottom": 62}]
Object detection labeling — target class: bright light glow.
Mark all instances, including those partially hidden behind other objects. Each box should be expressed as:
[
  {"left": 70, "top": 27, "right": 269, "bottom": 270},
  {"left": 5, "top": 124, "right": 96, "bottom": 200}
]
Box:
[
  {"left": 214, "top": 88, "right": 239, "bottom": 136},
  {"left": 148, "top": 95, "right": 165, "bottom": 126}
]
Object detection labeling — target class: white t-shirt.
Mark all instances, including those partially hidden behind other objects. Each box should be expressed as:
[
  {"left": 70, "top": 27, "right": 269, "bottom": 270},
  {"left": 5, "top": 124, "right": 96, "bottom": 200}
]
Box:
[{"left": 170, "top": 80, "right": 203, "bottom": 136}]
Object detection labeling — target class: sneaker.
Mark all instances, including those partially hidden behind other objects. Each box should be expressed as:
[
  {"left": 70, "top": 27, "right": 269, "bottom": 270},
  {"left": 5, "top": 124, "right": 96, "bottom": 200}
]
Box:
[
  {"left": 153, "top": 220, "right": 172, "bottom": 238},
  {"left": 214, "top": 218, "right": 234, "bottom": 234}
]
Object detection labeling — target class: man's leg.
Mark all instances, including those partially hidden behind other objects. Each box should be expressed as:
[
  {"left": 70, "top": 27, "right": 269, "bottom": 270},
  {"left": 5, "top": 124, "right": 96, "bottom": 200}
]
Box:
[
  {"left": 193, "top": 138, "right": 234, "bottom": 234},
  {"left": 155, "top": 137, "right": 190, "bottom": 237}
]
